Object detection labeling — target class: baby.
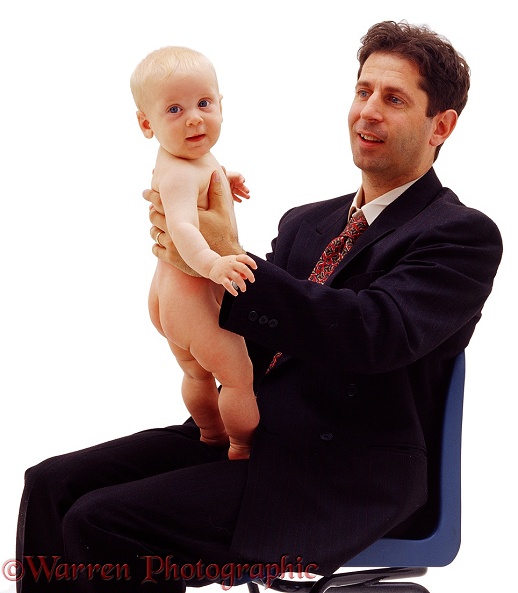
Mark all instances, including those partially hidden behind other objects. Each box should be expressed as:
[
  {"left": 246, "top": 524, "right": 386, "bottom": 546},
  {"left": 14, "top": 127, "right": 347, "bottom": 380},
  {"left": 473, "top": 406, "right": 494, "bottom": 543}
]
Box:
[{"left": 130, "top": 46, "right": 259, "bottom": 459}]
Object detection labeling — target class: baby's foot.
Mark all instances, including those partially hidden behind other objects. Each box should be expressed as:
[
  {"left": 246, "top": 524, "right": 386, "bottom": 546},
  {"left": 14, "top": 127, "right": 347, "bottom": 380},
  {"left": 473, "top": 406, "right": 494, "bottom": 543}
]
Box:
[
  {"left": 228, "top": 441, "right": 252, "bottom": 460},
  {"left": 200, "top": 431, "right": 229, "bottom": 448}
]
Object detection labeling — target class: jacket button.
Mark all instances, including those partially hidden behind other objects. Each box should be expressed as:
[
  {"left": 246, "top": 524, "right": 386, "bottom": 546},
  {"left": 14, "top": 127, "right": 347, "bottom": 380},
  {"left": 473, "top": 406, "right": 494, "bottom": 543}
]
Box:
[
  {"left": 320, "top": 432, "right": 334, "bottom": 441},
  {"left": 268, "top": 319, "right": 278, "bottom": 328},
  {"left": 248, "top": 311, "right": 259, "bottom": 322},
  {"left": 259, "top": 315, "right": 269, "bottom": 325},
  {"left": 347, "top": 383, "right": 358, "bottom": 397}
]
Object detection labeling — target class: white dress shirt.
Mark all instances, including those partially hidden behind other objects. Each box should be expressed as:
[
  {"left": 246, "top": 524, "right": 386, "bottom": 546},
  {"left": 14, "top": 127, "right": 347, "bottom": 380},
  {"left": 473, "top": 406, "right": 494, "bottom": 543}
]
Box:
[{"left": 349, "top": 178, "right": 420, "bottom": 224}]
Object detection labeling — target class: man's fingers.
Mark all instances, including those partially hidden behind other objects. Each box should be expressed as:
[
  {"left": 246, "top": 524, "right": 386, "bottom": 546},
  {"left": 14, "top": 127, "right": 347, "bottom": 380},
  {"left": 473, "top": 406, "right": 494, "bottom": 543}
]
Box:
[
  {"left": 150, "top": 225, "right": 166, "bottom": 244},
  {"left": 149, "top": 208, "right": 167, "bottom": 233},
  {"left": 143, "top": 188, "right": 165, "bottom": 214},
  {"left": 151, "top": 243, "right": 163, "bottom": 258},
  {"left": 207, "top": 170, "right": 228, "bottom": 213}
]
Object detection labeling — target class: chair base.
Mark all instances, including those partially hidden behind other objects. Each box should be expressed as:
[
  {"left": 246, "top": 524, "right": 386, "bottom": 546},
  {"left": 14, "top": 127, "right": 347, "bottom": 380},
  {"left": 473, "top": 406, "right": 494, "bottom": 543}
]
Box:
[{"left": 246, "top": 567, "right": 429, "bottom": 593}]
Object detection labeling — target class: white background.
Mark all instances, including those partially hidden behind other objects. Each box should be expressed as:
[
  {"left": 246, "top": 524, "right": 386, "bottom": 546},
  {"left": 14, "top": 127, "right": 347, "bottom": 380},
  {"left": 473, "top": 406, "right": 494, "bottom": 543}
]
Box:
[{"left": 0, "top": 1, "right": 515, "bottom": 592}]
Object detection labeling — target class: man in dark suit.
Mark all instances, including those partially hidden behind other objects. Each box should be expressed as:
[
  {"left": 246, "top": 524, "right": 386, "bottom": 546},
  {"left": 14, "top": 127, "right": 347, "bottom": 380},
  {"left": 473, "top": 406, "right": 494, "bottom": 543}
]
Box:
[{"left": 16, "top": 21, "right": 502, "bottom": 592}]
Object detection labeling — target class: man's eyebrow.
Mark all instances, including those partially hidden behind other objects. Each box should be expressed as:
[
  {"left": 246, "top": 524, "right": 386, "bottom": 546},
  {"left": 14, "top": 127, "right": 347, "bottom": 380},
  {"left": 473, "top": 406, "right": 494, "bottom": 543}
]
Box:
[
  {"left": 355, "top": 78, "right": 371, "bottom": 89},
  {"left": 355, "top": 79, "right": 412, "bottom": 100},
  {"left": 356, "top": 78, "right": 403, "bottom": 92}
]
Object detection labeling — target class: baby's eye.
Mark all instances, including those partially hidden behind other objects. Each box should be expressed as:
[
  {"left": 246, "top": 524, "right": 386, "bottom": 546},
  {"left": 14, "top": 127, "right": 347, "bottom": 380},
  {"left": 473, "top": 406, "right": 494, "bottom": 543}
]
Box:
[
  {"left": 168, "top": 105, "right": 181, "bottom": 114},
  {"left": 198, "top": 99, "right": 210, "bottom": 108}
]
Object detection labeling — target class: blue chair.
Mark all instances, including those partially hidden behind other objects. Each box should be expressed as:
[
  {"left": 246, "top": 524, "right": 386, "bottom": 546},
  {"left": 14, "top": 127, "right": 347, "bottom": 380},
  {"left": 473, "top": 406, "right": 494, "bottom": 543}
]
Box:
[{"left": 245, "top": 351, "right": 466, "bottom": 593}]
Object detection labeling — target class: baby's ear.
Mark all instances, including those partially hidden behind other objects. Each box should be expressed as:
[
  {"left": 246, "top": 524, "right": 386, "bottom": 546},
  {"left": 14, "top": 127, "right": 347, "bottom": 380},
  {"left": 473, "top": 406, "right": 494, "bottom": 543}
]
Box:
[{"left": 136, "top": 110, "right": 154, "bottom": 139}]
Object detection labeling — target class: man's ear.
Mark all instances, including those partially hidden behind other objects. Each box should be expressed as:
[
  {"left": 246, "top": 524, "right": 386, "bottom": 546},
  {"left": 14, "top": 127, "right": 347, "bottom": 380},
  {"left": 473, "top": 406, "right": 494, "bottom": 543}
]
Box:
[
  {"left": 430, "top": 109, "right": 458, "bottom": 148},
  {"left": 136, "top": 110, "right": 154, "bottom": 139}
]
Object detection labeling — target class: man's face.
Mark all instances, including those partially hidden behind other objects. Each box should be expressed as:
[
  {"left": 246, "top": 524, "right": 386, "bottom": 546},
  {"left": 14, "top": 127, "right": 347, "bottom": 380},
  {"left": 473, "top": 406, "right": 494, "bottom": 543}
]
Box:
[{"left": 348, "top": 52, "right": 441, "bottom": 195}]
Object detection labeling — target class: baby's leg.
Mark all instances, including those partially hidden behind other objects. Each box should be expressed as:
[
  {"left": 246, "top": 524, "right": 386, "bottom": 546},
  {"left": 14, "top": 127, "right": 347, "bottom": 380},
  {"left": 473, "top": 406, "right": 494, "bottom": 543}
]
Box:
[
  {"left": 150, "top": 268, "right": 257, "bottom": 459},
  {"left": 191, "top": 332, "right": 259, "bottom": 461},
  {"left": 169, "top": 341, "right": 229, "bottom": 448}
]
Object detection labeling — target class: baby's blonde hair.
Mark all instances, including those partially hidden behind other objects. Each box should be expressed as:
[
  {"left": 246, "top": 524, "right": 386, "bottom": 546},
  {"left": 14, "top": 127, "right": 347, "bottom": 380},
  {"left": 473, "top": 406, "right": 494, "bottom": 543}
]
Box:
[{"left": 130, "top": 46, "right": 218, "bottom": 110}]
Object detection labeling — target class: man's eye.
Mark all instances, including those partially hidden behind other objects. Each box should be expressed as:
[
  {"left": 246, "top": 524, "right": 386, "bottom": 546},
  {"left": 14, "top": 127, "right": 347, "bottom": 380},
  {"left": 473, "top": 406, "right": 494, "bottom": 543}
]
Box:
[
  {"left": 168, "top": 106, "right": 181, "bottom": 114},
  {"left": 389, "top": 96, "right": 403, "bottom": 105},
  {"left": 199, "top": 99, "right": 210, "bottom": 108}
]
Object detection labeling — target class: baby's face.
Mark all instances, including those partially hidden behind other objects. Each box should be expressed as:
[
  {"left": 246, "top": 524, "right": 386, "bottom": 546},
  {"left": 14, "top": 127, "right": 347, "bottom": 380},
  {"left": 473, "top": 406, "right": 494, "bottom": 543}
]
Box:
[{"left": 142, "top": 65, "right": 223, "bottom": 159}]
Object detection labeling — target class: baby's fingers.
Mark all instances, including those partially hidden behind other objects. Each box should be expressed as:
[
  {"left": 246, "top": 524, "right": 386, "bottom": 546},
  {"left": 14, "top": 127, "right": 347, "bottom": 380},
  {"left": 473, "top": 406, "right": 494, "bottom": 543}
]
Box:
[
  {"left": 236, "top": 254, "right": 258, "bottom": 270},
  {"left": 222, "top": 278, "right": 239, "bottom": 296},
  {"left": 235, "top": 263, "right": 255, "bottom": 284}
]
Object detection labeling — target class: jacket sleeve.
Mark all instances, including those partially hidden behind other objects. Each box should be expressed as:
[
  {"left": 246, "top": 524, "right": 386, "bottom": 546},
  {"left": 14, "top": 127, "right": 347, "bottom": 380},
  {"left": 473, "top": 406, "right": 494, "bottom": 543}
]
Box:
[{"left": 219, "top": 206, "right": 503, "bottom": 375}]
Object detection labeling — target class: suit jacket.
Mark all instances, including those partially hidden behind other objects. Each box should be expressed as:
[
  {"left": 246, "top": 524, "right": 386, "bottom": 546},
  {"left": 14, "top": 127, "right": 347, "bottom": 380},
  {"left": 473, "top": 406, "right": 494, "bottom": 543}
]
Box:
[{"left": 219, "top": 168, "right": 502, "bottom": 575}]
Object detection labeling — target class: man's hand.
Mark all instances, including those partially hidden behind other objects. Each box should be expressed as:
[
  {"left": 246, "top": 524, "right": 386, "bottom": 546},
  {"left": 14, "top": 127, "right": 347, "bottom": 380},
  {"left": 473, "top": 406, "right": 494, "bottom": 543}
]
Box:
[
  {"left": 143, "top": 171, "right": 246, "bottom": 274},
  {"left": 200, "top": 171, "right": 245, "bottom": 256}
]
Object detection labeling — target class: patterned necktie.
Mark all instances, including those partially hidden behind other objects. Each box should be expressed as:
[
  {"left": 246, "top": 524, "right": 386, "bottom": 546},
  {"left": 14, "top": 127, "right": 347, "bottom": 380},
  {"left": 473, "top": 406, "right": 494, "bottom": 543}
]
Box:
[
  {"left": 267, "top": 210, "right": 368, "bottom": 372},
  {"left": 308, "top": 211, "right": 368, "bottom": 284}
]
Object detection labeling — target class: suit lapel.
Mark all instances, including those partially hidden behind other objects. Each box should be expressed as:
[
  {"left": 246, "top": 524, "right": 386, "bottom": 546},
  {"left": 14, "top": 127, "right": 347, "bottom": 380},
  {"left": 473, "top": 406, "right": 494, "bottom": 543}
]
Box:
[
  {"left": 326, "top": 168, "right": 444, "bottom": 281},
  {"left": 286, "top": 168, "right": 443, "bottom": 282},
  {"left": 286, "top": 196, "right": 353, "bottom": 278}
]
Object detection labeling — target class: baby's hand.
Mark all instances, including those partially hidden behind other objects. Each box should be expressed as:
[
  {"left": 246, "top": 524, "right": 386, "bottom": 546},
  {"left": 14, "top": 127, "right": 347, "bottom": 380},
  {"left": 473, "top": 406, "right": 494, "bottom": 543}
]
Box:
[
  {"left": 225, "top": 170, "right": 250, "bottom": 203},
  {"left": 209, "top": 254, "right": 257, "bottom": 296}
]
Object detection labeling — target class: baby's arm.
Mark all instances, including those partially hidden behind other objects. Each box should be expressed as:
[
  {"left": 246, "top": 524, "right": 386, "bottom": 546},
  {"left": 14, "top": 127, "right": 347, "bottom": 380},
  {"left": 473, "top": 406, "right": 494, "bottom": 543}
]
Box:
[{"left": 160, "top": 163, "right": 256, "bottom": 295}]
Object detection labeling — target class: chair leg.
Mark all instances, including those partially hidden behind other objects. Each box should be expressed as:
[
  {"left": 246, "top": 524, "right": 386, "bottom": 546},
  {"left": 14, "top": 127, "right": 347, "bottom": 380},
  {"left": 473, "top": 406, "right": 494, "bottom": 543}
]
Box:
[
  {"left": 247, "top": 582, "right": 262, "bottom": 593},
  {"left": 313, "top": 585, "right": 429, "bottom": 593},
  {"left": 262, "top": 568, "right": 429, "bottom": 593}
]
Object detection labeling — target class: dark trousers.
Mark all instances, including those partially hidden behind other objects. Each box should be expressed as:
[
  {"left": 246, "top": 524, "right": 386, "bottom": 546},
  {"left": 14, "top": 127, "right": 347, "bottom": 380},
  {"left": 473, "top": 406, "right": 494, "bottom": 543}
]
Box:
[{"left": 16, "top": 422, "right": 251, "bottom": 592}]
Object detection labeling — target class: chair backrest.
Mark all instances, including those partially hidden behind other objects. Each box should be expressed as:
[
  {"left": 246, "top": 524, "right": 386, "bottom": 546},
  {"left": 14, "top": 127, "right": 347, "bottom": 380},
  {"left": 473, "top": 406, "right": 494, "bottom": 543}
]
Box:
[{"left": 343, "top": 351, "right": 466, "bottom": 567}]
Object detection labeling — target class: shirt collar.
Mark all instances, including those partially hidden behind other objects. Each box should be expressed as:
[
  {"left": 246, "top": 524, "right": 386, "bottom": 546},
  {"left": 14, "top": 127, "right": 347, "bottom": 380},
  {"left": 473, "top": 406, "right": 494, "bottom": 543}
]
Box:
[{"left": 349, "top": 177, "right": 421, "bottom": 225}]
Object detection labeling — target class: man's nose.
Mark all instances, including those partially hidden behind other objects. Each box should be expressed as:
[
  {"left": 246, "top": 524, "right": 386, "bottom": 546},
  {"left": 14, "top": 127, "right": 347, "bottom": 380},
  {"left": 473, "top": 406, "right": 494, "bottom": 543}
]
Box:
[{"left": 360, "top": 94, "right": 383, "bottom": 121}]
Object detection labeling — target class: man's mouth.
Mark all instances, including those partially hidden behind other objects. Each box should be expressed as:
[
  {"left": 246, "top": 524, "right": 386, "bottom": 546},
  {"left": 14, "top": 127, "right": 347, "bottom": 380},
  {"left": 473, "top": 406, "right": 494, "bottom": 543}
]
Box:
[{"left": 359, "top": 133, "right": 383, "bottom": 143}]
